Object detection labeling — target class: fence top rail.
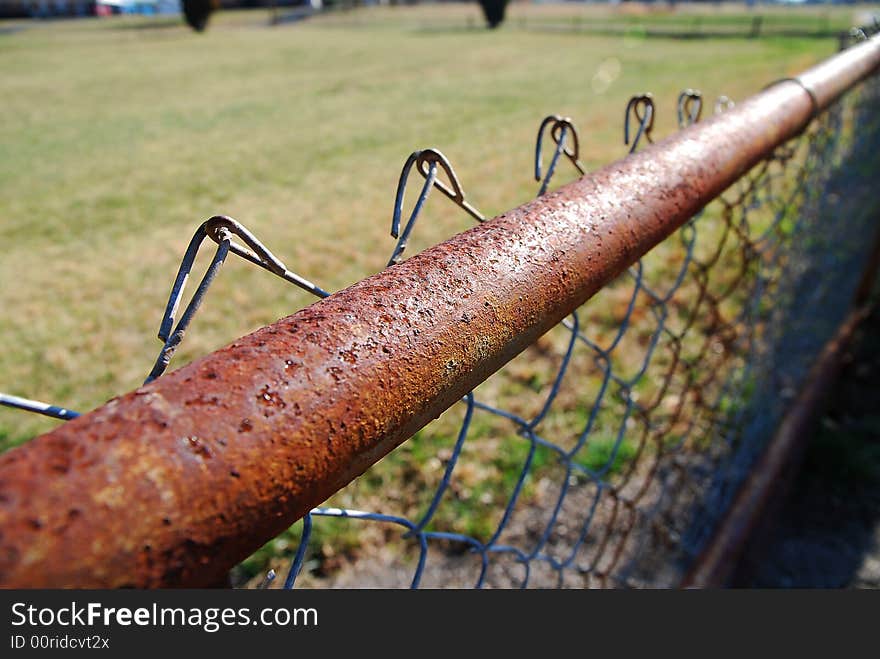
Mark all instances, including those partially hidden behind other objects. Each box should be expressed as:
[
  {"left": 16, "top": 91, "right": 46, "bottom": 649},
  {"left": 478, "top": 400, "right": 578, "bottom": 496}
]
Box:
[{"left": 1, "top": 34, "right": 879, "bottom": 588}]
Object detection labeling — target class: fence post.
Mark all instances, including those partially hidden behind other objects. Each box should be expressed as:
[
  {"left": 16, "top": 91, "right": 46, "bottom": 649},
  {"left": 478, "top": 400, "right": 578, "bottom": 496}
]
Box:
[{"left": 750, "top": 15, "right": 763, "bottom": 39}]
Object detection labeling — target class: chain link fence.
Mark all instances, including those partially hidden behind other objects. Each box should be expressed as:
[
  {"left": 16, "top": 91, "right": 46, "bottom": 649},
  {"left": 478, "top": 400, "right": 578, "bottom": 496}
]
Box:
[
  {"left": 251, "top": 65, "right": 879, "bottom": 589},
  {"left": 1, "top": 26, "right": 879, "bottom": 589}
]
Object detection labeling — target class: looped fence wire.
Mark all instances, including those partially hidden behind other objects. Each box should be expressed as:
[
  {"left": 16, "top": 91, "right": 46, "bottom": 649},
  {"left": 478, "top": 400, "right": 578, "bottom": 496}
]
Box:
[
  {"left": 714, "top": 95, "right": 736, "bottom": 115},
  {"left": 145, "top": 215, "right": 330, "bottom": 383},
  {"left": 839, "top": 26, "right": 871, "bottom": 51},
  {"left": 534, "top": 115, "right": 587, "bottom": 197},
  {"left": 624, "top": 93, "right": 655, "bottom": 153},
  {"left": 677, "top": 89, "right": 703, "bottom": 128},
  {"left": 388, "top": 148, "right": 485, "bottom": 266}
]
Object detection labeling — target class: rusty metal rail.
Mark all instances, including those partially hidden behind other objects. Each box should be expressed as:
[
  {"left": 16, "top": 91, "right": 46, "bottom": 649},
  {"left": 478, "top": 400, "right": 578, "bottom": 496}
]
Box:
[{"left": 1, "top": 36, "right": 879, "bottom": 588}]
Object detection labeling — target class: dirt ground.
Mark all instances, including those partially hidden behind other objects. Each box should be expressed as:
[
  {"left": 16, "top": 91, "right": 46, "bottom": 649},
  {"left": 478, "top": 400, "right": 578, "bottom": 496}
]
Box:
[{"left": 732, "top": 304, "right": 880, "bottom": 588}]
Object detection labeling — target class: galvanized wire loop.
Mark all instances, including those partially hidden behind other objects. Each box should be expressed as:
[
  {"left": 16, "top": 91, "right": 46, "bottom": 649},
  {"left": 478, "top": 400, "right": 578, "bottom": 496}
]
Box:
[
  {"left": 714, "top": 95, "right": 735, "bottom": 114},
  {"left": 534, "top": 115, "right": 587, "bottom": 197},
  {"left": 840, "top": 27, "right": 869, "bottom": 52},
  {"left": 849, "top": 27, "right": 868, "bottom": 42},
  {"left": 414, "top": 149, "right": 485, "bottom": 223},
  {"left": 147, "top": 225, "right": 231, "bottom": 384},
  {"left": 388, "top": 148, "right": 485, "bottom": 266},
  {"left": 677, "top": 89, "right": 703, "bottom": 128},
  {"left": 203, "top": 216, "right": 331, "bottom": 299},
  {"left": 146, "top": 216, "right": 329, "bottom": 384},
  {"left": 624, "top": 93, "right": 655, "bottom": 154}
]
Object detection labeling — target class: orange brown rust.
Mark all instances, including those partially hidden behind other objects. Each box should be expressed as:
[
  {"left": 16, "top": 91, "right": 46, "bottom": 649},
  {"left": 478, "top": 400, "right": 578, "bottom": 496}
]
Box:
[{"left": 1, "top": 36, "right": 879, "bottom": 588}]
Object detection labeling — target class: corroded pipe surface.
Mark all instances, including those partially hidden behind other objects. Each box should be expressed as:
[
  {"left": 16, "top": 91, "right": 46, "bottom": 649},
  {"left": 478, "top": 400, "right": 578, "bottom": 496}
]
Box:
[{"left": 2, "top": 35, "right": 879, "bottom": 587}]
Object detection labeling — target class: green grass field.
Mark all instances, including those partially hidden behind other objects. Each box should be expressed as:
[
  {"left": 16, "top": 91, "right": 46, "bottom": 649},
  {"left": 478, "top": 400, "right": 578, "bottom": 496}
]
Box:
[
  {"left": 2, "top": 3, "right": 867, "bottom": 448},
  {"left": 2, "top": 1, "right": 876, "bottom": 585}
]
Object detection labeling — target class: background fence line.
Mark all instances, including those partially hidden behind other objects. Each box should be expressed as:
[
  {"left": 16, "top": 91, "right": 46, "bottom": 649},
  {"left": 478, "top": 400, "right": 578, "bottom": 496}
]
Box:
[{"left": 1, "top": 28, "right": 879, "bottom": 588}]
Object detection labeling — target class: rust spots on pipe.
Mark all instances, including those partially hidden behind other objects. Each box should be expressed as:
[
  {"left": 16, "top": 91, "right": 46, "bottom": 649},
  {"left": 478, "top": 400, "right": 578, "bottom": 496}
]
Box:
[{"left": 1, "top": 36, "right": 879, "bottom": 588}]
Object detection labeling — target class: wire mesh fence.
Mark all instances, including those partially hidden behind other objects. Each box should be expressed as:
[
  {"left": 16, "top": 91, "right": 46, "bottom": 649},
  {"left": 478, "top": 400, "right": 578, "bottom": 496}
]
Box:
[
  {"left": 1, "top": 26, "right": 879, "bottom": 589},
  {"left": 240, "top": 38, "right": 880, "bottom": 590}
]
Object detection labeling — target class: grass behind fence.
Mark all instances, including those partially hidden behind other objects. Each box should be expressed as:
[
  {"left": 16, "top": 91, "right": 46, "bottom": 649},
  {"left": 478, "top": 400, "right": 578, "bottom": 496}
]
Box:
[
  {"left": 0, "top": 5, "right": 857, "bottom": 448},
  {"left": 1, "top": 4, "right": 875, "bottom": 584}
]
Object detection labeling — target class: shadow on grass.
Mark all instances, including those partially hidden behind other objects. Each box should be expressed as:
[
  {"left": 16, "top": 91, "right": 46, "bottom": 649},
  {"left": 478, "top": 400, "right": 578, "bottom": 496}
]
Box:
[
  {"left": 521, "top": 25, "right": 841, "bottom": 41},
  {"left": 0, "top": 25, "right": 29, "bottom": 36},
  {"left": 269, "top": 8, "right": 317, "bottom": 26},
  {"left": 734, "top": 306, "right": 880, "bottom": 588},
  {"left": 410, "top": 22, "right": 842, "bottom": 40},
  {"left": 108, "top": 18, "right": 182, "bottom": 31}
]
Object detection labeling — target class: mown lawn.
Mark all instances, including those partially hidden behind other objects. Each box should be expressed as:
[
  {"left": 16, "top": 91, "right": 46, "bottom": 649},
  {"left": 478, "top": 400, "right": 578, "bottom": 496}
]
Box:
[{"left": 2, "top": 4, "right": 861, "bottom": 448}]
